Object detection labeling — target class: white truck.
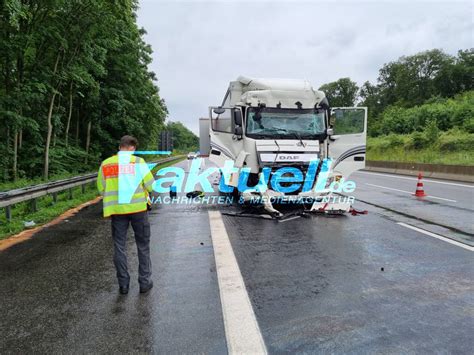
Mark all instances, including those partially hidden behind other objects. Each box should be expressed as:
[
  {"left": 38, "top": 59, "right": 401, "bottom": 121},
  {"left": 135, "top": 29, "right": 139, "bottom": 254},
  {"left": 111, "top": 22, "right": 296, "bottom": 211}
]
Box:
[{"left": 200, "top": 76, "right": 367, "bottom": 216}]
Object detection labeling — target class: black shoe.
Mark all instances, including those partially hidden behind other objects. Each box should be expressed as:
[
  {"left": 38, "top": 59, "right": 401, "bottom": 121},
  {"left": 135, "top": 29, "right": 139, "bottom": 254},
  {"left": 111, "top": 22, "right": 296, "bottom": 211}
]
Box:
[
  {"left": 119, "top": 286, "right": 129, "bottom": 295},
  {"left": 139, "top": 281, "right": 153, "bottom": 294}
]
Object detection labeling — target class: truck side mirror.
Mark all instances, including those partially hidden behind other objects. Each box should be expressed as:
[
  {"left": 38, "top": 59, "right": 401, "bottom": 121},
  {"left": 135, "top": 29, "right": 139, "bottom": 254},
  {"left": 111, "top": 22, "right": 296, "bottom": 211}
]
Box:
[
  {"left": 326, "top": 128, "right": 334, "bottom": 136},
  {"left": 233, "top": 110, "right": 242, "bottom": 126},
  {"left": 213, "top": 107, "right": 225, "bottom": 115},
  {"left": 234, "top": 126, "right": 243, "bottom": 137}
]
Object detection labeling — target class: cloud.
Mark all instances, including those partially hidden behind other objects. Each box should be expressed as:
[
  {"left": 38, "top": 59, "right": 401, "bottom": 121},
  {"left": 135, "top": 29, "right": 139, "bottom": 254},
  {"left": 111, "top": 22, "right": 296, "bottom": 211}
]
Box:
[{"left": 137, "top": 0, "right": 473, "bottom": 134}]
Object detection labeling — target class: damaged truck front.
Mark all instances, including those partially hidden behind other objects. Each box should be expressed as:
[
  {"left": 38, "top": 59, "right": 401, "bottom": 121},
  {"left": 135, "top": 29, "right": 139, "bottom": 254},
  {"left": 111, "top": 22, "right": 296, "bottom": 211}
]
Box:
[{"left": 200, "top": 76, "right": 367, "bottom": 216}]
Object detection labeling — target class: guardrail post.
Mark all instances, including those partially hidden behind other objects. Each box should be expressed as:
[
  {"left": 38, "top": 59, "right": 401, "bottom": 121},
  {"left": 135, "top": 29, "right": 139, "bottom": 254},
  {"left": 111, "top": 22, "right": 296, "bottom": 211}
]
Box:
[
  {"left": 5, "top": 206, "right": 11, "bottom": 222},
  {"left": 81, "top": 184, "right": 86, "bottom": 194},
  {"left": 68, "top": 188, "right": 73, "bottom": 200},
  {"left": 52, "top": 192, "right": 58, "bottom": 203}
]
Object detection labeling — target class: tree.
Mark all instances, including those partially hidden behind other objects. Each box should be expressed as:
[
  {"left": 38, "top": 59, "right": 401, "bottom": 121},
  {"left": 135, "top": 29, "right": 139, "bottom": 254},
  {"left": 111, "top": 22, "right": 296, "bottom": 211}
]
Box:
[
  {"left": 0, "top": 0, "right": 167, "bottom": 182},
  {"left": 319, "top": 78, "right": 359, "bottom": 107},
  {"left": 376, "top": 49, "right": 455, "bottom": 109},
  {"left": 356, "top": 48, "right": 473, "bottom": 136},
  {"left": 166, "top": 121, "right": 199, "bottom": 152},
  {"left": 359, "top": 81, "right": 383, "bottom": 135},
  {"left": 434, "top": 49, "right": 474, "bottom": 98}
]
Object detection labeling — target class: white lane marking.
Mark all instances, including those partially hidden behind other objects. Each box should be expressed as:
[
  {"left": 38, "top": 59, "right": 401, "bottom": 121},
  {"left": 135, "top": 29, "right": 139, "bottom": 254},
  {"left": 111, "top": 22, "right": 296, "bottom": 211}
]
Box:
[
  {"left": 278, "top": 216, "right": 301, "bottom": 223},
  {"left": 365, "top": 183, "right": 457, "bottom": 203},
  {"left": 208, "top": 211, "right": 267, "bottom": 355},
  {"left": 357, "top": 171, "right": 473, "bottom": 188},
  {"left": 397, "top": 222, "right": 474, "bottom": 252}
]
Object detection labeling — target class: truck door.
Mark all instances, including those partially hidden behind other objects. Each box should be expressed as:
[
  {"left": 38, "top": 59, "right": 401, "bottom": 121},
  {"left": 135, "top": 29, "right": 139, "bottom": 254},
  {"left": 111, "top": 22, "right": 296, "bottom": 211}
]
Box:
[
  {"left": 208, "top": 107, "right": 245, "bottom": 179},
  {"left": 327, "top": 107, "right": 367, "bottom": 178}
]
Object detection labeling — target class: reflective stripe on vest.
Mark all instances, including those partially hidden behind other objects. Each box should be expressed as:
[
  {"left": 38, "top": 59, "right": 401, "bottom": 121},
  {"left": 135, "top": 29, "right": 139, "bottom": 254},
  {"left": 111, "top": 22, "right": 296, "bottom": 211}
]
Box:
[{"left": 103, "top": 197, "right": 147, "bottom": 208}]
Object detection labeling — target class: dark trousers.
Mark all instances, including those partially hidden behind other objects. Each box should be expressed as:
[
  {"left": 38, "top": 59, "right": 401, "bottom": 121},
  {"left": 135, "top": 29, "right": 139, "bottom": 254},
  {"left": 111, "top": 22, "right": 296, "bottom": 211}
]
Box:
[{"left": 111, "top": 211, "right": 152, "bottom": 288}]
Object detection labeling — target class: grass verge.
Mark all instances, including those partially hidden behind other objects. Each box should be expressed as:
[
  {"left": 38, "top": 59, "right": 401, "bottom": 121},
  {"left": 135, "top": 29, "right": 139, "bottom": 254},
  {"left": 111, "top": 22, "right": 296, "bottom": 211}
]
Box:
[
  {"left": 0, "top": 157, "right": 185, "bottom": 241},
  {"left": 367, "top": 130, "right": 474, "bottom": 165}
]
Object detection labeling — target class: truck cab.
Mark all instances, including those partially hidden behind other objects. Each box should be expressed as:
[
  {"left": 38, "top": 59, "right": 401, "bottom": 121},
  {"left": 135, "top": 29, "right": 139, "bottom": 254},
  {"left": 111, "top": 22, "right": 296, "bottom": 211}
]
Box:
[{"left": 201, "top": 76, "right": 367, "bottom": 215}]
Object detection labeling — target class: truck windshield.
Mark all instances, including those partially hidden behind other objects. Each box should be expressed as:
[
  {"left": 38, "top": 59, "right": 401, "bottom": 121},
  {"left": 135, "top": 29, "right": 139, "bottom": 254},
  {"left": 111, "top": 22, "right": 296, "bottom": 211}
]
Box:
[{"left": 246, "top": 108, "right": 326, "bottom": 139}]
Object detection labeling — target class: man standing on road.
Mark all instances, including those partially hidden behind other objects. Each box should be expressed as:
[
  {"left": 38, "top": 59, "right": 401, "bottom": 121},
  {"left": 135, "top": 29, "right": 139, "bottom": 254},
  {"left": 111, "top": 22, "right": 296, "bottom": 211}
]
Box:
[{"left": 97, "top": 135, "right": 155, "bottom": 295}]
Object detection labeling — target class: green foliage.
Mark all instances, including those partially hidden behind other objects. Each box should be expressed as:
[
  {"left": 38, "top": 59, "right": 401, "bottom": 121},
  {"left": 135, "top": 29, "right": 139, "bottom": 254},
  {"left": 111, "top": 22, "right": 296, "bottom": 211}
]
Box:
[
  {"left": 409, "top": 132, "right": 429, "bottom": 150},
  {"left": 377, "top": 91, "right": 474, "bottom": 135},
  {"left": 424, "top": 118, "right": 439, "bottom": 142},
  {"left": 356, "top": 48, "right": 473, "bottom": 136},
  {"left": 367, "top": 129, "right": 474, "bottom": 165},
  {"left": 463, "top": 117, "right": 474, "bottom": 133},
  {"left": 167, "top": 121, "right": 199, "bottom": 152},
  {"left": 319, "top": 78, "right": 359, "bottom": 107},
  {"left": 320, "top": 49, "right": 473, "bottom": 138},
  {"left": 0, "top": 0, "right": 167, "bottom": 182},
  {"left": 368, "top": 134, "right": 408, "bottom": 150},
  {"left": 438, "top": 129, "right": 474, "bottom": 151}
]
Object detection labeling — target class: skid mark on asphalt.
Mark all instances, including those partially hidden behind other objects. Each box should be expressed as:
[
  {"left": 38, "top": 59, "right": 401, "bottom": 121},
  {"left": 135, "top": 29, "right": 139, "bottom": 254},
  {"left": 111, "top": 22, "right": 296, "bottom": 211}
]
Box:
[
  {"left": 365, "top": 183, "right": 457, "bottom": 202},
  {"left": 398, "top": 222, "right": 474, "bottom": 251},
  {"left": 208, "top": 211, "right": 267, "bottom": 355}
]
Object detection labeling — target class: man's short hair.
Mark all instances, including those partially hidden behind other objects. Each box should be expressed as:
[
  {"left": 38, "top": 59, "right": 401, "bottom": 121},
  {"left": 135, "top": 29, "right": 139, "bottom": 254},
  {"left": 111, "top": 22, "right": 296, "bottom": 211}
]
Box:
[{"left": 119, "top": 135, "right": 138, "bottom": 148}]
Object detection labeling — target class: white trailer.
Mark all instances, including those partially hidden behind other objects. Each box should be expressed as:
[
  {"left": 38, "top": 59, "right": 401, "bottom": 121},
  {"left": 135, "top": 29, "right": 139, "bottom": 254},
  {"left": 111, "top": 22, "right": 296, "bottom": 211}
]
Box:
[
  {"left": 201, "top": 76, "right": 367, "bottom": 216},
  {"left": 199, "top": 118, "right": 210, "bottom": 157}
]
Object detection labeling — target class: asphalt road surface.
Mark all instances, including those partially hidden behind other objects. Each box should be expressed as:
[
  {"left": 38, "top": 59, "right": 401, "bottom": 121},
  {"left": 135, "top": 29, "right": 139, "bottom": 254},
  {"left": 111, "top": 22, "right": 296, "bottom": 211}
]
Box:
[{"left": 1, "top": 159, "right": 473, "bottom": 354}]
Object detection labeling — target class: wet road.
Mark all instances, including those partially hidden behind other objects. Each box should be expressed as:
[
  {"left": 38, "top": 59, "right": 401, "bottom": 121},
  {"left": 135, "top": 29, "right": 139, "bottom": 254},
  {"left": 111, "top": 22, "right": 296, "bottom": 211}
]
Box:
[
  {"left": 350, "top": 171, "right": 474, "bottom": 245},
  {"left": 1, "top": 160, "right": 473, "bottom": 354}
]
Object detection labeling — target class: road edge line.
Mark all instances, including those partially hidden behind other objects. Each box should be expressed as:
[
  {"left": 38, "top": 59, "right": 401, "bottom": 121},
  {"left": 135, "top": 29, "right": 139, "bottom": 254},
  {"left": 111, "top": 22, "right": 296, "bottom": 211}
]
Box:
[
  {"left": 365, "top": 183, "right": 457, "bottom": 202},
  {"left": 358, "top": 171, "right": 474, "bottom": 188},
  {"left": 208, "top": 210, "right": 267, "bottom": 355},
  {"left": 397, "top": 222, "right": 474, "bottom": 252}
]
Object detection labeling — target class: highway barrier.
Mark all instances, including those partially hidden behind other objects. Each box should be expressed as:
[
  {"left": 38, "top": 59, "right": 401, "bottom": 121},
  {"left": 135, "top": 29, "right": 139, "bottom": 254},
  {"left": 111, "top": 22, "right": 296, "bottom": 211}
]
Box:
[
  {"left": 365, "top": 161, "right": 474, "bottom": 183},
  {"left": 0, "top": 155, "right": 184, "bottom": 222}
]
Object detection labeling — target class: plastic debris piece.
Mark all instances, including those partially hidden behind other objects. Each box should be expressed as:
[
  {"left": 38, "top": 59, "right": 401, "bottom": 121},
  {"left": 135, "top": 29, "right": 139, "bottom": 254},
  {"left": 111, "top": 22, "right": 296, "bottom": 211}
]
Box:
[
  {"left": 350, "top": 208, "right": 368, "bottom": 216},
  {"left": 186, "top": 190, "right": 204, "bottom": 198},
  {"left": 23, "top": 221, "right": 36, "bottom": 228}
]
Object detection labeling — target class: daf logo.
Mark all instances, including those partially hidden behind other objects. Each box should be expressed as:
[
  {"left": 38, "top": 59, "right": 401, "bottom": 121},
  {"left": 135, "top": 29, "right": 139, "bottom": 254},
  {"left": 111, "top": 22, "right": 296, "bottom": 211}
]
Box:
[{"left": 279, "top": 155, "right": 299, "bottom": 160}]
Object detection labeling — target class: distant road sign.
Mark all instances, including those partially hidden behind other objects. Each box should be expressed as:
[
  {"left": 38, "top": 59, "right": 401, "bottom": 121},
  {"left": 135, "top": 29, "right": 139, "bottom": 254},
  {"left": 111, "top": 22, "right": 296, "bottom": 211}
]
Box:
[{"left": 159, "top": 131, "right": 173, "bottom": 152}]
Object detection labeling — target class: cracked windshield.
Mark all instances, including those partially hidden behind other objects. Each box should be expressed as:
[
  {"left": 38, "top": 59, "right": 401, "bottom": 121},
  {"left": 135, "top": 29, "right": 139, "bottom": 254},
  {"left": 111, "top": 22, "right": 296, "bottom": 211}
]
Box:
[{"left": 247, "top": 109, "right": 326, "bottom": 138}]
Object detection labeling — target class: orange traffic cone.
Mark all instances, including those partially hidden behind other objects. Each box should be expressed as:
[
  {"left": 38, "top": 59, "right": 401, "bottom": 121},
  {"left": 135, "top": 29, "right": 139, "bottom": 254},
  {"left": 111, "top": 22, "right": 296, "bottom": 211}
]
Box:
[{"left": 413, "top": 172, "right": 427, "bottom": 197}]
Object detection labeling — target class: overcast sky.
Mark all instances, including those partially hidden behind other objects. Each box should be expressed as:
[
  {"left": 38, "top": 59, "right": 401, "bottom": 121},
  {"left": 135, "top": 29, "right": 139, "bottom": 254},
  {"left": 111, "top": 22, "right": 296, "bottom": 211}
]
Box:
[{"left": 137, "top": 0, "right": 473, "bottom": 134}]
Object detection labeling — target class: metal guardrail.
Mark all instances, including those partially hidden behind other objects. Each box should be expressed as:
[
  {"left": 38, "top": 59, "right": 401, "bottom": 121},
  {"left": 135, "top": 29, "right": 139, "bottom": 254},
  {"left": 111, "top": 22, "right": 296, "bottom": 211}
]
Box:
[
  {"left": 0, "top": 155, "right": 184, "bottom": 222},
  {"left": 365, "top": 160, "right": 474, "bottom": 183}
]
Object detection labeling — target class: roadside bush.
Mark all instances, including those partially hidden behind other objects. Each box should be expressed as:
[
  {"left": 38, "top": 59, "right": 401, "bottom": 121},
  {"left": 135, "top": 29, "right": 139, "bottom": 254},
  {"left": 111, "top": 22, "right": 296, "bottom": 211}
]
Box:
[
  {"left": 385, "top": 134, "right": 407, "bottom": 149},
  {"left": 367, "top": 134, "right": 410, "bottom": 152},
  {"left": 463, "top": 117, "right": 474, "bottom": 134},
  {"left": 424, "top": 119, "right": 440, "bottom": 142},
  {"left": 452, "top": 104, "right": 474, "bottom": 129},
  {"left": 379, "top": 106, "right": 410, "bottom": 135},
  {"left": 450, "top": 91, "right": 474, "bottom": 127},
  {"left": 407, "top": 132, "right": 429, "bottom": 150},
  {"left": 375, "top": 91, "right": 474, "bottom": 136},
  {"left": 423, "top": 102, "right": 452, "bottom": 131},
  {"left": 438, "top": 130, "right": 474, "bottom": 151}
]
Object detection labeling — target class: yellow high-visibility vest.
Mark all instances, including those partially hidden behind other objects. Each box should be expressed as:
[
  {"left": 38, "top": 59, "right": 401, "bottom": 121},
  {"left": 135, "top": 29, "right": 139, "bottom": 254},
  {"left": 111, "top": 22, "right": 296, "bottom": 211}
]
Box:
[{"left": 97, "top": 154, "right": 155, "bottom": 217}]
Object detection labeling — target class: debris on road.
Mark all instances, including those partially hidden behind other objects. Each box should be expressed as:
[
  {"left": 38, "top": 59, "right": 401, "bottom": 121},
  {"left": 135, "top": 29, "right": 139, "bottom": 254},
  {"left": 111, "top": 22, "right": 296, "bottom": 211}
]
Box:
[
  {"left": 349, "top": 207, "right": 368, "bottom": 216},
  {"left": 186, "top": 190, "right": 205, "bottom": 198},
  {"left": 23, "top": 221, "right": 36, "bottom": 228}
]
